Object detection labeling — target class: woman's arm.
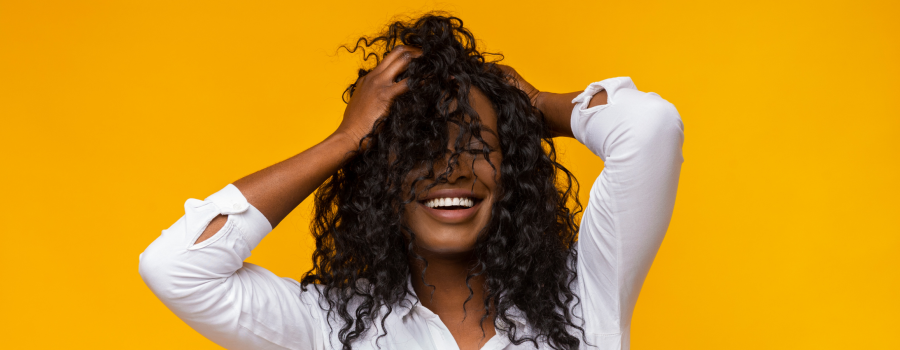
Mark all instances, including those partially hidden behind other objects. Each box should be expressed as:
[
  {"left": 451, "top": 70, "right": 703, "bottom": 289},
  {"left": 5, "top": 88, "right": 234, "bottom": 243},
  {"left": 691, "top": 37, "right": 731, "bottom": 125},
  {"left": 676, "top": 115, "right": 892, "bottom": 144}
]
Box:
[
  {"left": 195, "top": 46, "right": 422, "bottom": 244},
  {"left": 139, "top": 46, "right": 421, "bottom": 349},
  {"left": 533, "top": 89, "right": 607, "bottom": 137},
  {"left": 503, "top": 66, "right": 684, "bottom": 347},
  {"left": 567, "top": 78, "right": 683, "bottom": 347},
  {"left": 496, "top": 65, "right": 607, "bottom": 138},
  {"left": 193, "top": 133, "right": 356, "bottom": 244}
]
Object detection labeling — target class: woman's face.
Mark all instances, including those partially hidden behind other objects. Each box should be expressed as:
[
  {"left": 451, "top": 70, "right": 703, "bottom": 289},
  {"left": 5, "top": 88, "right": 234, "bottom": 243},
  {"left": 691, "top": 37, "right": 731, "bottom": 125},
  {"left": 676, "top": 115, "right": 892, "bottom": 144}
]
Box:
[{"left": 401, "top": 86, "right": 502, "bottom": 255}]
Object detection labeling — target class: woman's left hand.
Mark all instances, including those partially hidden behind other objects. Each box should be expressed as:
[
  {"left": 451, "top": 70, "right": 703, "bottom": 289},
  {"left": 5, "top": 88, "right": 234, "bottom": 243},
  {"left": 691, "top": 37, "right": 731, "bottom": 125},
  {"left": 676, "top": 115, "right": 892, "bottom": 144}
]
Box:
[
  {"left": 496, "top": 64, "right": 578, "bottom": 138},
  {"left": 496, "top": 64, "right": 542, "bottom": 109}
]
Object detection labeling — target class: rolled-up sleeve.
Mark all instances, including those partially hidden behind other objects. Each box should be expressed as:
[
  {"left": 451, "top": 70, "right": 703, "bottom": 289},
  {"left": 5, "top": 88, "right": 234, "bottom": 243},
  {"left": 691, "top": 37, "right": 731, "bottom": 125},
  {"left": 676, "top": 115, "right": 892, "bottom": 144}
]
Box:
[
  {"left": 570, "top": 77, "right": 684, "bottom": 349},
  {"left": 138, "top": 184, "right": 324, "bottom": 350}
]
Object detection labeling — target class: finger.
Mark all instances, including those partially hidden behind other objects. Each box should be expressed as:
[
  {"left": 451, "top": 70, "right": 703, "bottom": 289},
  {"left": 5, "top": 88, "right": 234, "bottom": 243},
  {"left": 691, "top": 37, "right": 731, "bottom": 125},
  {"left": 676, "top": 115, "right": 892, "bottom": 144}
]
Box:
[
  {"left": 388, "top": 77, "right": 411, "bottom": 95},
  {"left": 493, "top": 64, "right": 517, "bottom": 83},
  {"left": 372, "top": 45, "right": 414, "bottom": 72},
  {"left": 495, "top": 64, "right": 514, "bottom": 78},
  {"left": 378, "top": 46, "right": 422, "bottom": 80},
  {"left": 371, "top": 45, "right": 410, "bottom": 74}
]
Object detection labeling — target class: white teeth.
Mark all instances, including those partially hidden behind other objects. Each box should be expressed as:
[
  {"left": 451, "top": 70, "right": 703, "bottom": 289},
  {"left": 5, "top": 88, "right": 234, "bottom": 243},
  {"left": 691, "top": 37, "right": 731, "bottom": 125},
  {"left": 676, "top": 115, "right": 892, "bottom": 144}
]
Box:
[{"left": 425, "top": 197, "right": 476, "bottom": 209}]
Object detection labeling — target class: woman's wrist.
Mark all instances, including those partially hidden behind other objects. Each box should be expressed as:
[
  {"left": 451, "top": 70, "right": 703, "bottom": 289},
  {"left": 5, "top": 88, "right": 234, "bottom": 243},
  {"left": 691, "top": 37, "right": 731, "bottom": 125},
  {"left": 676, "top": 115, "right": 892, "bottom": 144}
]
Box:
[
  {"left": 533, "top": 91, "right": 548, "bottom": 115},
  {"left": 328, "top": 130, "right": 364, "bottom": 154},
  {"left": 535, "top": 91, "right": 579, "bottom": 138}
]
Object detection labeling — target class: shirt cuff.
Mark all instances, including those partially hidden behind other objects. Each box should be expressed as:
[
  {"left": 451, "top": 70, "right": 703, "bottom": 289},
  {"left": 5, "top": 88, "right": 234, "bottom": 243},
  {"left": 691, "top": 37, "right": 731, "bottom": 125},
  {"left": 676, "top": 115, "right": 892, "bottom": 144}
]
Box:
[
  {"left": 201, "top": 184, "right": 274, "bottom": 250},
  {"left": 569, "top": 76, "right": 637, "bottom": 146}
]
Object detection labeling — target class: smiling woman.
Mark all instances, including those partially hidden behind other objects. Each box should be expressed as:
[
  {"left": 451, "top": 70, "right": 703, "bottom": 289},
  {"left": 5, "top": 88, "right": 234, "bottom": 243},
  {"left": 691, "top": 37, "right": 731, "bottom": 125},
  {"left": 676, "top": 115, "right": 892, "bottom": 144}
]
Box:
[{"left": 138, "top": 12, "right": 684, "bottom": 350}]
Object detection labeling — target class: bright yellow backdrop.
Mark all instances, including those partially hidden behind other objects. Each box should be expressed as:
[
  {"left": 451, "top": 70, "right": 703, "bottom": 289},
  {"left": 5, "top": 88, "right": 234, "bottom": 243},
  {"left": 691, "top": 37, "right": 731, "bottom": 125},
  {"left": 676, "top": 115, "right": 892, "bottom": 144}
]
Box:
[{"left": 1, "top": 0, "right": 897, "bottom": 348}]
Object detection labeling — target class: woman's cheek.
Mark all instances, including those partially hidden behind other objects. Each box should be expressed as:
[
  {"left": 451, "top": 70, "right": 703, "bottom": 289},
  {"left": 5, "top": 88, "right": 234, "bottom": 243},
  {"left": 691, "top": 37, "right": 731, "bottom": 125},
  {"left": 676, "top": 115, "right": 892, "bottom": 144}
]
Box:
[{"left": 476, "top": 154, "right": 502, "bottom": 185}]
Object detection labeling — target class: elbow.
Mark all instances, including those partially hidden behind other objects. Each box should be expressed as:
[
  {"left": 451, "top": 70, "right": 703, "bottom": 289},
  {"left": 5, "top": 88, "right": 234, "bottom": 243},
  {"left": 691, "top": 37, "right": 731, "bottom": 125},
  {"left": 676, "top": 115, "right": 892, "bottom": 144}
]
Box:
[
  {"left": 138, "top": 249, "right": 176, "bottom": 301},
  {"left": 644, "top": 94, "right": 683, "bottom": 135},
  {"left": 629, "top": 93, "right": 684, "bottom": 148},
  {"left": 138, "top": 244, "right": 191, "bottom": 302}
]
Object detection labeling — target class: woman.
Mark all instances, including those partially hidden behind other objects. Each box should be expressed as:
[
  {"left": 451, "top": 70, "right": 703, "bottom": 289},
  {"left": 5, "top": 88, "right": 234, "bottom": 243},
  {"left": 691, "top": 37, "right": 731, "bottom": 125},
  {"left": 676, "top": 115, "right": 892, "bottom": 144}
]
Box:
[{"left": 139, "top": 14, "right": 684, "bottom": 350}]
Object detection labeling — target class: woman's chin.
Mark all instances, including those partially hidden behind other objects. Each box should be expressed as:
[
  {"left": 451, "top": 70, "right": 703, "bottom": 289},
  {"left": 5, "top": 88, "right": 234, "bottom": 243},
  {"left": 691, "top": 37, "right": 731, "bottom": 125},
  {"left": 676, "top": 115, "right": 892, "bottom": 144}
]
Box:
[{"left": 413, "top": 236, "right": 479, "bottom": 257}]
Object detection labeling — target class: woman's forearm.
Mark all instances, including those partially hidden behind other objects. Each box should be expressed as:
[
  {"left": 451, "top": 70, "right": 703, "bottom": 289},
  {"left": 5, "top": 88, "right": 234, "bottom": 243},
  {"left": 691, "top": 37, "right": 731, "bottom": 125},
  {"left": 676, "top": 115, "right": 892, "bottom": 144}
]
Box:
[
  {"left": 195, "top": 132, "right": 357, "bottom": 244},
  {"left": 535, "top": 89, "right": 608, "bottom": 138},
  {"left": 195, "top": 47, "right": 421, "bottom": 244},
  {"left": 233, "top": 132, "right": 358, "bottom": 228}
]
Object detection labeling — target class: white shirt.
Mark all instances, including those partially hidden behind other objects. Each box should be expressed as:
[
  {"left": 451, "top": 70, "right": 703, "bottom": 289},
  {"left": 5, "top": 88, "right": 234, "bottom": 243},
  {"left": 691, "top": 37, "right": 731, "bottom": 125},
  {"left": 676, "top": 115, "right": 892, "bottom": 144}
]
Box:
[{"left": 139, "top": 77, "right": 685, "bottom": 350}]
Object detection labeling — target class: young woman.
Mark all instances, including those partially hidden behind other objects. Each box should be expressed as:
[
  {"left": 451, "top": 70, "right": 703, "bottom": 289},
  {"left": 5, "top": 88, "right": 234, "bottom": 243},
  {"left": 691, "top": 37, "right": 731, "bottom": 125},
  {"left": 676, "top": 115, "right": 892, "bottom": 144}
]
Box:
[{"left": 139, "top": 14, "right": 684, "bottom": 350}]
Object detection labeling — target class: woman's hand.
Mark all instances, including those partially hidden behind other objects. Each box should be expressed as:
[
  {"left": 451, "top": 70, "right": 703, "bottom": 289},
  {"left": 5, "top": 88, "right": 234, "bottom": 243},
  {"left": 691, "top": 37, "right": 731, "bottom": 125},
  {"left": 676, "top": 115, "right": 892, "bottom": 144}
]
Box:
[
  {"left": 198, "top": 46, "right": 422, "bottom": 235},
  {"left": 497, "top": 64, "right": 578, "bottom": 138},
  {"left": 496, "top": 64, "right": 542, "bottom": 109},
  {"left": 335, "top": 45, "right": 423, "bottom": 146}
]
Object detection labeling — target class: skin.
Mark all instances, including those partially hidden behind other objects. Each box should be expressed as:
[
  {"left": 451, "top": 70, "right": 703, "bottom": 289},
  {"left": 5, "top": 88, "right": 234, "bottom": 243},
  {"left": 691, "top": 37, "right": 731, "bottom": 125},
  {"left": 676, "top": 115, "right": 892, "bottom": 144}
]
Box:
[{"left": 193, "top": 45, "right": 607, "bottom": 350}]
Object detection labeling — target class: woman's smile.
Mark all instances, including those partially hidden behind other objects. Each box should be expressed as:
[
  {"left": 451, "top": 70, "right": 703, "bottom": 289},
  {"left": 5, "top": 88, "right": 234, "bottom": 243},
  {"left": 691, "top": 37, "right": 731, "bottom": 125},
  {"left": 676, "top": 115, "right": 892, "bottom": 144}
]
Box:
[{"left": 418, "top": 188, "right": 486, "bottom": 223}]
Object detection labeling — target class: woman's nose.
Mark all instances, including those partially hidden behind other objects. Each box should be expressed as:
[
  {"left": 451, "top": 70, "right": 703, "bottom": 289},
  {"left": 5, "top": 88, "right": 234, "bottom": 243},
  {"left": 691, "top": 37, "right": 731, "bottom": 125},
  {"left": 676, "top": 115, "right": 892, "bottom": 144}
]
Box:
[
  {"left": 434, "top": 150, "right": 474, "bottom": 183},
  {"left": 443, "top": 150, "right": 475, "bottom": 183}
]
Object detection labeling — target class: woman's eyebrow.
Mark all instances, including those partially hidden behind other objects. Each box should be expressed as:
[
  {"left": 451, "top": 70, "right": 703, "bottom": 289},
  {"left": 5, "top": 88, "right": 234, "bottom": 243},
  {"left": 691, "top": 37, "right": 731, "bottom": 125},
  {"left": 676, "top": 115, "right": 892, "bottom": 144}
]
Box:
[
  {"left": 479, "top": 130, "right": 500, "bottom": 147},
  {"left": 464, "top": 125, "right": 497, "bottom": 140},
  {"left": 480, "top": 127, "right": 499, "bottom": 138}
]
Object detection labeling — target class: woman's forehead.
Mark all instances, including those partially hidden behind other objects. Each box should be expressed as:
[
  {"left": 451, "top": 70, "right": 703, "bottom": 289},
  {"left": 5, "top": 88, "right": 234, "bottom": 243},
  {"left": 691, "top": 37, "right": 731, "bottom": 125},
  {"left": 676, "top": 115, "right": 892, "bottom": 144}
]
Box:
[
  {"left": 468, "top": 86, "right": 498, "bottom": 131},
  {"left": 445, "top": 86, "right": 499, "bottom": 142}
]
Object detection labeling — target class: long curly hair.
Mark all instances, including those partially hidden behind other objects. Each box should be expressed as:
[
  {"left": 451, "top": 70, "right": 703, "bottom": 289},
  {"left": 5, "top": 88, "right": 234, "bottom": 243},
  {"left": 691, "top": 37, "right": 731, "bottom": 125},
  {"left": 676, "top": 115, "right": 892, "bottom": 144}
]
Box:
[{"left": 300, "top": 12, "right": 587, "bottom": 350}]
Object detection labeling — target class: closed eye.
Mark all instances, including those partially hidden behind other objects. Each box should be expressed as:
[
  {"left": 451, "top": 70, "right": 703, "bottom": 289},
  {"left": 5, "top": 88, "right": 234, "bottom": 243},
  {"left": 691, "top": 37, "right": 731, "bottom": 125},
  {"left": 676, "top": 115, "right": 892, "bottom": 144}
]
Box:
[{"left": 465, "top": 146, "right": 494, "bottom": 155}]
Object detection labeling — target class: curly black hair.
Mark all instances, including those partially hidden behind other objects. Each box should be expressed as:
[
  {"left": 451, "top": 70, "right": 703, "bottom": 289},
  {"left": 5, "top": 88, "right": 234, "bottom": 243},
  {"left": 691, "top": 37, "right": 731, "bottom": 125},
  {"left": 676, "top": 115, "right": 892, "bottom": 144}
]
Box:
[{"left": 300, "top": 12, "right": 587, "bottom": 350}]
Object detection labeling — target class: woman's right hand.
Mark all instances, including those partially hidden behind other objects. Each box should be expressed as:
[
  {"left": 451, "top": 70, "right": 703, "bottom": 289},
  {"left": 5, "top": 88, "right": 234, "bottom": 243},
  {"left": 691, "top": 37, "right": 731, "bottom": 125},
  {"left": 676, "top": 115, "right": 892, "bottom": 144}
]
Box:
[{"left": 335, "top": 45, "right": 423, "bottom": 146}]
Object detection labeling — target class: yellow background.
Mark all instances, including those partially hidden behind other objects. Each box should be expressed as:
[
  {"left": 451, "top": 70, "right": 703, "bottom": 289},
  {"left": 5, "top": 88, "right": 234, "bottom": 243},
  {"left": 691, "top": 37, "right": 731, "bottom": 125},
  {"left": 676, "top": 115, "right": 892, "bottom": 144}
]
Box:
[{"left": 2, "top": 0, "right": 897, "bottom": 348}]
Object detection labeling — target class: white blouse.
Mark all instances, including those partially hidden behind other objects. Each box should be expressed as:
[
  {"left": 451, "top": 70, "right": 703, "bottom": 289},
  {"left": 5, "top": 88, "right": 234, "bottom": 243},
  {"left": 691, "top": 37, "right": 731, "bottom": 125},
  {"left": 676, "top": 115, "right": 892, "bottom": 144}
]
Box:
[{"left": 139, "top": 77, "right": 685, "bottom": 350}]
